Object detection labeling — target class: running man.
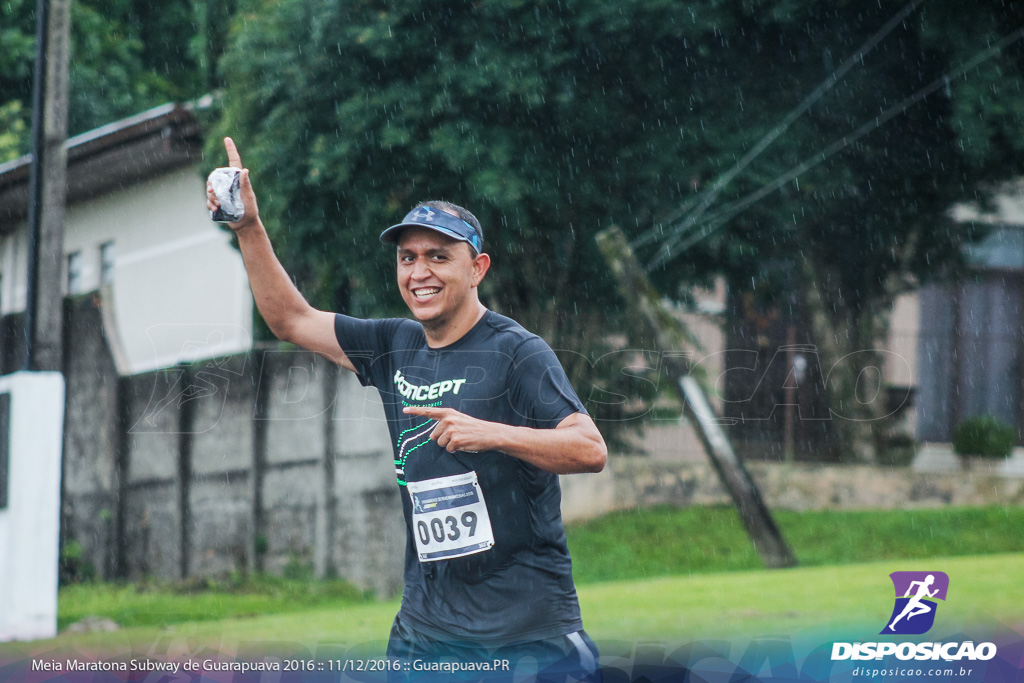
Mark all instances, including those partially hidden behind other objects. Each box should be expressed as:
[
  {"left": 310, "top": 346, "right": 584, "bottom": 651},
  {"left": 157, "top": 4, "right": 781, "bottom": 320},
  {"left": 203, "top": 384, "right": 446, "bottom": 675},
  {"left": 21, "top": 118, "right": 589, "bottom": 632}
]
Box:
[
  {"left": 888, "top": 574, "right": 939, "bottom": 632},
  {"left": 207, "top": 138, "right": 607, "bottom": 682}
]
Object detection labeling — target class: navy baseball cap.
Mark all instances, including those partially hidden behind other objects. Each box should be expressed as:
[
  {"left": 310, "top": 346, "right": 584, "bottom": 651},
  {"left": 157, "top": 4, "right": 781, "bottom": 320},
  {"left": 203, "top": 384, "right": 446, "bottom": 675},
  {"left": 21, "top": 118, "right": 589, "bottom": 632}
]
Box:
[{"left": 380, "top": 206, "right": 483, "bottom": 254}]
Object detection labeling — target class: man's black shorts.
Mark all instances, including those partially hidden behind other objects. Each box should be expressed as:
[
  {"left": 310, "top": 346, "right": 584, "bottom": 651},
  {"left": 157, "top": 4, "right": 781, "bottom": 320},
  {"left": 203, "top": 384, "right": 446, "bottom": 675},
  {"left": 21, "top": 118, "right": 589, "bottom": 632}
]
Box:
[{"left": 386, "top": 615, "right": 601, "bottom": 683}]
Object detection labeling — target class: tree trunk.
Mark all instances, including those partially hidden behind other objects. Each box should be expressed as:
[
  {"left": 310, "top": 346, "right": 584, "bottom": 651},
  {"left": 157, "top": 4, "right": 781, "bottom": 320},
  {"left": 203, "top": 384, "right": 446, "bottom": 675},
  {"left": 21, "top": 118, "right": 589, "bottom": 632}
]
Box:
[{"left": 800, "top": 255, "right": 895, "bottom": 463}]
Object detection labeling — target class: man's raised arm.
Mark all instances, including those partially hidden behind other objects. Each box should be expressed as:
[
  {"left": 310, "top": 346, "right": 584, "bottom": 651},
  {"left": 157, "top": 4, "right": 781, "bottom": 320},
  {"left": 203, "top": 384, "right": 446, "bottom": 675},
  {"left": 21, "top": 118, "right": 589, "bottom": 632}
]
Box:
[{"left": 207, "top": 137, "right": 355, "bottom": 372}]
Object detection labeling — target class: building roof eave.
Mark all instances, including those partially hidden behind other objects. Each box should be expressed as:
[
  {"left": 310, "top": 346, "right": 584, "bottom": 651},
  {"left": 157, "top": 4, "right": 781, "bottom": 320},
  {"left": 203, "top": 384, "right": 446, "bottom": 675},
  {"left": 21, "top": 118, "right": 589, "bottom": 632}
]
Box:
[{"left": 0, "top": 96, "right": 212, "bottom": 230}]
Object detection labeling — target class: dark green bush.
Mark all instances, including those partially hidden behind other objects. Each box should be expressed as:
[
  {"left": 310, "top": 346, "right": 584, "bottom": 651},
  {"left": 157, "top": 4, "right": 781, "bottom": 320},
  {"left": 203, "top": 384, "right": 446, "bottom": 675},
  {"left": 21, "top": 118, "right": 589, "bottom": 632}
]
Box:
[
  {"left": 951, "top": 415, "right": 1017, "bottom": 458},
  {"left": 59, "top": 539, "right": 96, "bottom": 584}
]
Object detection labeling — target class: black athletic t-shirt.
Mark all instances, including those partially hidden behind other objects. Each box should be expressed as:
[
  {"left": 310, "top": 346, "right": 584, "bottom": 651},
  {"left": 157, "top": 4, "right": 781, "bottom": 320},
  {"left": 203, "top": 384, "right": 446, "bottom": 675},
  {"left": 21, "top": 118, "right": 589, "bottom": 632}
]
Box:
[{"left": 334, "top": 310, "right": 587, "bottom": 644}]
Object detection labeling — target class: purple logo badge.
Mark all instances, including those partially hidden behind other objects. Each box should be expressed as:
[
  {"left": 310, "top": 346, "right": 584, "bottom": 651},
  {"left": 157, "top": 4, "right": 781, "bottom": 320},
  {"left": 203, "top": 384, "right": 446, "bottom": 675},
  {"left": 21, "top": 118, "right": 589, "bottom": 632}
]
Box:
[{"left": 881, "top": 571, "right": 949, "bottom": 635}]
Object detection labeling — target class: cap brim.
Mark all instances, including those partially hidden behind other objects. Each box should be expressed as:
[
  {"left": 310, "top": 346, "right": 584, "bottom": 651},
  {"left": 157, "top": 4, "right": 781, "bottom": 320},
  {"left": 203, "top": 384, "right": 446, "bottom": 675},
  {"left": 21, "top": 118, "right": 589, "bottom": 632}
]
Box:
[{"left": 379, "top": 222, "right": 474, "bottom": 246}]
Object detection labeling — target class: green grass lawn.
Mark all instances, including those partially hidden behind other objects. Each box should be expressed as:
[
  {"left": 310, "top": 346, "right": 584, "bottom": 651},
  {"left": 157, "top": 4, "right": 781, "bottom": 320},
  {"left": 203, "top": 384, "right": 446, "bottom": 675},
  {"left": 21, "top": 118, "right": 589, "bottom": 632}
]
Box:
[
  {"left": 566, "top": 504, "right": 1024, "bottom": 582},
  {"left": 578, "top": 553, "right": 1024, "bottom": 641},
  {"left": 3, "top": 553, "right": 1020, "bottom": 658},
  {"left": 55, "top": 575, "right": 367, "bottom": 631},
  {"left": 2, "top": 505, "right": 1021, "bottom": 658}
]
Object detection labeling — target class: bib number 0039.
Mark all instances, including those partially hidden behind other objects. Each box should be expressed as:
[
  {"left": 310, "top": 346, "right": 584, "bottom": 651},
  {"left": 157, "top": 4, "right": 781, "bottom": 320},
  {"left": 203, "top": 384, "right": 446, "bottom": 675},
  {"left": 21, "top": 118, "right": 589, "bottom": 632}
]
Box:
[{"left": 407, "top": 471, "right": 495, "bottom": 562}]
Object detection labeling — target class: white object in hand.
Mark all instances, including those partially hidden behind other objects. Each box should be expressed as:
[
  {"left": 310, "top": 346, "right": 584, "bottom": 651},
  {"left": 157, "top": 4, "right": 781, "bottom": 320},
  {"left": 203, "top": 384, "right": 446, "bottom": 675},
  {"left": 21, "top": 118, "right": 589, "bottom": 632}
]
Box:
[{"left": 208, "top": 167, "right": 245, "bottom": 223}]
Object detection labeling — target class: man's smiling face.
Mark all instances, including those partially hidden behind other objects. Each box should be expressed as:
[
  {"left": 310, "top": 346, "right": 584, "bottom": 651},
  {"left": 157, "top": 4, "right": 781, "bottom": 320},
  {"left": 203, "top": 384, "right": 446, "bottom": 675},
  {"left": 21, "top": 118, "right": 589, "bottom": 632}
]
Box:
[{"left": 396, "top": 226, "right": 486, "bottom": 332}]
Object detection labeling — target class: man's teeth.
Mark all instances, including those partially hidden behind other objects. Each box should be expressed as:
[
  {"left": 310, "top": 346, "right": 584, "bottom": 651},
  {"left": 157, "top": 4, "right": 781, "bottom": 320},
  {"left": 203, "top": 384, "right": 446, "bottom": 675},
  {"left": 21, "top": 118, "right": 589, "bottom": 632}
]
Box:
[{"left": 414, "top": 287, "right": 441, "bottom": 299}]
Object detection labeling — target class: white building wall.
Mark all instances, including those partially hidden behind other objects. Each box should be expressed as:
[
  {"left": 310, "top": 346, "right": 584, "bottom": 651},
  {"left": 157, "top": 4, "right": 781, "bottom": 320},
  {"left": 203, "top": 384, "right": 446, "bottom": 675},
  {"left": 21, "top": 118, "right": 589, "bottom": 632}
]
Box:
[
  {"left": 887, "top": 292, "right": 919, "bottom": 435},
  {"left": 0, "top": 166, "right": 253, "bottom": 373},
  {"left": 633, "top": 277, "right": 729, "bottom": 464}
]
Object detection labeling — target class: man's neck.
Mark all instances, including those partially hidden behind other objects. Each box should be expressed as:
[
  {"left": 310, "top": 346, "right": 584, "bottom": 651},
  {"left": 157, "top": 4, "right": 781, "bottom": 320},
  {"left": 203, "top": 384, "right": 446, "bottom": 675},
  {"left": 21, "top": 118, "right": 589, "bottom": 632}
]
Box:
[{"left": 423, "top": 302, "right": 487, "bottom": 348}]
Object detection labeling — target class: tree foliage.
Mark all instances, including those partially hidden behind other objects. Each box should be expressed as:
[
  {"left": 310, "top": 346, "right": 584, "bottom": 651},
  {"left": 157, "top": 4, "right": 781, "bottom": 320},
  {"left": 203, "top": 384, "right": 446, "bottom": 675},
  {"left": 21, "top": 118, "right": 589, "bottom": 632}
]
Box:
[
  {"left": 213, "top": 0, "right": 735, "bottom": 442},
  {"left": 3, "top": 0, "right": 1021, "bottom": 456},
  {"left": 0, "top": 0, "right": 231, "bottom": 161},
  {"left": 662, "top": 2, "right": 1024, "bottom": 460},
  {"left": 212, "top": 0, "right": 1024, "bottom": 454}
]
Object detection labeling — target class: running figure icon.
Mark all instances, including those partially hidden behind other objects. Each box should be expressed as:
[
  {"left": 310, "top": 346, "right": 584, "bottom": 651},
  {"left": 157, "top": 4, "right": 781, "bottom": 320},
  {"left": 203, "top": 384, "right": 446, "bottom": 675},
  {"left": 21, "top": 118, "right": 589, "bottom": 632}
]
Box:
[{"left": 887, "top": 574, "right": 938, "bottom": 632}]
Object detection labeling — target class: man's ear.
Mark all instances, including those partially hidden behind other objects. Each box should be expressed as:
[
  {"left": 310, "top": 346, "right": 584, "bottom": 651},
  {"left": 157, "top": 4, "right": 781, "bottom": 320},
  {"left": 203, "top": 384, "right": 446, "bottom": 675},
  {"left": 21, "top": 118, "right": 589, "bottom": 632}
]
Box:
[{"left": 471, "top": 252, "right": 491, "bottom": 287}]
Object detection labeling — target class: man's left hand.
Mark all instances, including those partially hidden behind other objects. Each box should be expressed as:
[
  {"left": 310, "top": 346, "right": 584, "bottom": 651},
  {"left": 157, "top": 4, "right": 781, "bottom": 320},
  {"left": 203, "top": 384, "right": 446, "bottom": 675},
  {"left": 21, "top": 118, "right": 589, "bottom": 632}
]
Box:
[{"left": 403, "top": 405, "right": 501, "bottom": 454}]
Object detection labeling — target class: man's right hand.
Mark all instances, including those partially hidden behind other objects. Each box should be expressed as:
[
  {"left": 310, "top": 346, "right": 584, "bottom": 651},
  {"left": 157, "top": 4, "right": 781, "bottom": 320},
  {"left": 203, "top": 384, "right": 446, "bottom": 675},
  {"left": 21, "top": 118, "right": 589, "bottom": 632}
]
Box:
[
  {"left": 205, "top": 135, "right": 353, "bottom": 372},
  {"left": 207, "top": 137, "right": 260, "bottom": 232}
]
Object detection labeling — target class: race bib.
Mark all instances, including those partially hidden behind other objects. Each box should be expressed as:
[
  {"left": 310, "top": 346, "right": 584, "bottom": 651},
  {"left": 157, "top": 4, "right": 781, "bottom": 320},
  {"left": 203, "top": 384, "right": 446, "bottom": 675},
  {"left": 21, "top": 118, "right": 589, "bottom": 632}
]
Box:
[{"left": 407, "top": 471, "right": 495, "bottom": 562}]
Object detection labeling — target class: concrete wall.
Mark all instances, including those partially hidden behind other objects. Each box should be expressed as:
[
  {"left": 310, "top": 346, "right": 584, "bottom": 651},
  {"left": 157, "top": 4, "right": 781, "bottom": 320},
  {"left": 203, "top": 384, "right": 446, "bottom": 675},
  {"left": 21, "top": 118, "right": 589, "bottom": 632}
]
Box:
[
  {"left": 61, "top": 295, "right": 123, "bottom": 580},
  {"left": 601, "top": 456, "right": 1024, "bottom": 513},
  {"left": 116, "top": 347, "right": 404, "bottom": 591},
  {"left": 54, "top": 295, "right": 405, "bottom": 594}
]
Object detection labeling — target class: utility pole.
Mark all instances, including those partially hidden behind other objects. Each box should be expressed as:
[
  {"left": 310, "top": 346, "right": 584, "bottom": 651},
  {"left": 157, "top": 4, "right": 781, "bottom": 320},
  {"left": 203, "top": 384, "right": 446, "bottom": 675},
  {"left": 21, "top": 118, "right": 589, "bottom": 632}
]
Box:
[
  {"left": 1, "top": 1, "right": 70, "bottom": 635},
  {"left": 24, "top": 0, "right": 71, "bottom": 373}
]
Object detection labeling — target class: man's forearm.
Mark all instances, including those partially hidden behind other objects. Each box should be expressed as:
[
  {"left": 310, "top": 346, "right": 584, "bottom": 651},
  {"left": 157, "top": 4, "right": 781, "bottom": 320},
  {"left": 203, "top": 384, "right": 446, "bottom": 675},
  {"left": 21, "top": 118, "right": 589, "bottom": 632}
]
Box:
[
  {"left": 234, "top": 218, "right": 313, "bottom": 341},
  {"left": 494, "top": 423, "right": 606, "bottom": 474},
  {"left": 404, "top": 406, "right": 609, "bottom": 475}
]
